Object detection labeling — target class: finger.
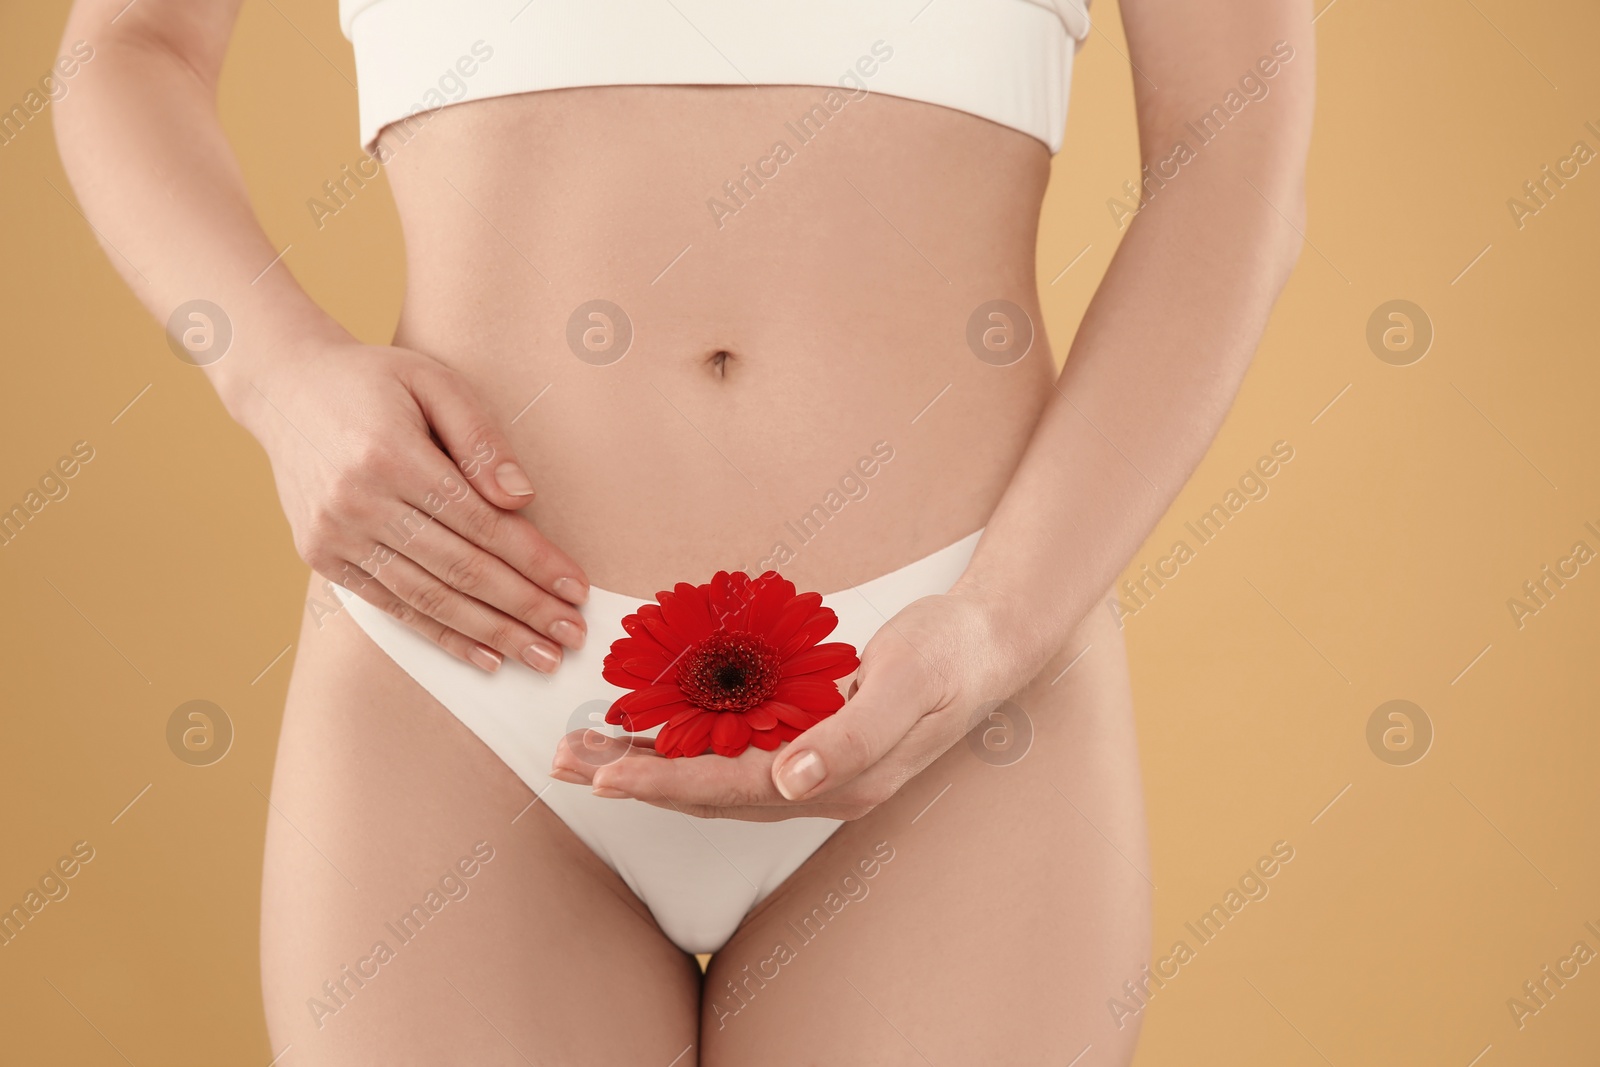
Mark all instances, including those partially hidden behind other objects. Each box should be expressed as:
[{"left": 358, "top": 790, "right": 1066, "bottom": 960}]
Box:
[
  {"left": 585, "top": 742, "right": 786, "bottom": 808},
  {"left": 402, "top": 515, "right": 587, "bottom": 651},
  {"left": 549, "top": 730, "right": 658, "bottom": 781},
  {"left": 590, "top": 737, "right": 921, "bottom": 821},
  {"left": 331, "top": 559, "right": 503, "bottom": 672},
  {"left": 565, "top": 730, "right": 904, "bottom": 822},
  {"left": 402, "top": 450, "right": 590, "bottom": 608},
  {"left": 770, "top": 640, "right": 939, "bottom": 801},
  {"left": 610, "top": 755, "right": 887, "bottom": 822},
  {"left": 402, "top": 361, "right": 542, "bottom": 511},
  {"left": 376, "top": 549, "right": 564, "bottom": 674}
]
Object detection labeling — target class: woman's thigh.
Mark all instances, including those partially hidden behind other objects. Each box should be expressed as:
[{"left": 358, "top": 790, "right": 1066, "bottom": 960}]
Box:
[
  {"left": 701, "top": 608, "right": 1152, "bottom": 1067},
  {"left": 260, "top": 577, "right": 701, "bottom": 1067}
]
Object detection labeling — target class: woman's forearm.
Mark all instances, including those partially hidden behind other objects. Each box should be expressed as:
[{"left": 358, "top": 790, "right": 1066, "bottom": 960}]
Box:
[
  {"left": 957, "top": 163, "right": 1306, "bottom": 661},
  {"left": 54, "top": 11, "right": 348, "bottom": 435},
  {"left": 956, "top": 2, "right": 1316, "bottom": 670}
]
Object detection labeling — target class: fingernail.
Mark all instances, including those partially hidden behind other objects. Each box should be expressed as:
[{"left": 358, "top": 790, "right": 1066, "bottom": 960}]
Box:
[
  {"left": 777, "top": 750, "right": 825, "bottom": 800},
  {"left": 549, "top": 619, "right": 586, "bottom": 650},
  {"left": 552, "top": 576, "right": 589, "bottom": 605},
  {"left": 521, "top": 643, "right": 561, "bottom": 673},
  {"left": 548, "top": 767, "right": 588, "bottom": 785},
  {"left": 592, "top": 786, "right": 632, "bottom": 799},
  {"left": 468, "top": 645, "right": 503, "bottom": 673},
  {"left": 495, "top": 462, "right": 536, "bottom": 497}
]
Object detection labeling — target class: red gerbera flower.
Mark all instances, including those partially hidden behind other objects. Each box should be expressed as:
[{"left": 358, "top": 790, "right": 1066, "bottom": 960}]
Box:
[{"left": 602, "top": 571, "right": 859, "bottom": 758}]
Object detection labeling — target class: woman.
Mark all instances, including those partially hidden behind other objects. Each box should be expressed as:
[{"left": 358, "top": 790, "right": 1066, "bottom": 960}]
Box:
[{"left": 55, "top": 0, "right": 1312, "bottom": 1061}]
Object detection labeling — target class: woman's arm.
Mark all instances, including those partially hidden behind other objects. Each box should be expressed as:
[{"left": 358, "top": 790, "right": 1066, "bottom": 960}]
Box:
[
  {"left": 54, "top": 1, "right": 342, "bottom": 420},
  {"left": 953, "top": 0, "right": 1313, "bottom": 665},
  {"left": 563, "top": 0, "right": 1315, "bottom": 814},
  {"left": 54, "top": 0, "right": 592, "bottom": 673}
]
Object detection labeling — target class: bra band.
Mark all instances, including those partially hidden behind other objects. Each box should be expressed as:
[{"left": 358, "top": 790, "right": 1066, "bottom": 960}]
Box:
[{"left": 339, "top": 0, "right": 1090, "bottom": 155}]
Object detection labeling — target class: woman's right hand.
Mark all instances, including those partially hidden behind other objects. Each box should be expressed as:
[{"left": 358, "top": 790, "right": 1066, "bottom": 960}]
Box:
[{"left": 245, "top": 338, "right": 588, "bottom": 674}]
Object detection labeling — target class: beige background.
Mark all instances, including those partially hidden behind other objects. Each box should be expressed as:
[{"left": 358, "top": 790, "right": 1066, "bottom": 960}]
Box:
[{"left": 2, "top": 0, "right": 1597, "bottom": 1063}]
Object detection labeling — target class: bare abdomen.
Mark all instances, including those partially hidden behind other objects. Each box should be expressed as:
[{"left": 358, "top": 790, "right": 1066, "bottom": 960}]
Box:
[{"left": 380, "top": 85, "right": 1058, "bottom": 596}]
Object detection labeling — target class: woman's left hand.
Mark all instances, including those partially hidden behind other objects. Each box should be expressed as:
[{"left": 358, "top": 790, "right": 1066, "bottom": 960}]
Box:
[{"left": 549, "top": 588, "right": 1045, "bottom": 821}]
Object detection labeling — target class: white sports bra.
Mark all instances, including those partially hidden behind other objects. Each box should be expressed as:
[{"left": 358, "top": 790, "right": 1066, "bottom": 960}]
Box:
[{"left": 338, "top": 0, "right": 1090, "bottom": 155}]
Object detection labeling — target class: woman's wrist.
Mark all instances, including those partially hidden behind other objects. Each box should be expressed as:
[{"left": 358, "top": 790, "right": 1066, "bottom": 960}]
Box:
[
  {"left": 947, "top": 570, "right": 1072, "bottom": 691},
  {"left": 211, "top": 320, "right": 354, "bottom": 443}
]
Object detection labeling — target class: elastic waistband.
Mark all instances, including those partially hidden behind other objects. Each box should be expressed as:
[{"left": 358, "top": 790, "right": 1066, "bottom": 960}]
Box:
[
  {"left": 836, "top": 526, "right": 983, "bottom": 602},
  {"left": 580, "top": 526, "right": 983, "bottom": 609}
]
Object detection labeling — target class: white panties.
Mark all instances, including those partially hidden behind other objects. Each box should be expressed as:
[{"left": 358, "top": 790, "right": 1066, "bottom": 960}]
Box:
[{"left": 334, "top": 529, "right": 982, "bottom": 953}]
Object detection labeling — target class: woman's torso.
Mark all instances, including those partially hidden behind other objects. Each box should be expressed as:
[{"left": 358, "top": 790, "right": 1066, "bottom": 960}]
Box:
[{"left": 382, "top": 85, "right": 1056, "bottom": 596}]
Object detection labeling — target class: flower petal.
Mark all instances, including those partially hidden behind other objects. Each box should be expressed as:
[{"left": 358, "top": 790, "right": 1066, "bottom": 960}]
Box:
[
  {"left": 711, "top": 711, "right": 754, "bottom": 757},
  {"left": 780, "top": 642, "right": 860, "bottom": 679},
  {"left": 655, "top": 599, "right": 710, "bottom": 645},
  {"left": 616, "top": 698, "right": 698, "bottom": 733},
  {"left": 742, "top": 576, "right": 786, "bottom": 637},
  {"left": 665, "top": 703, "right": 710, "bottom": 727},
  {"left": 620, "top": 609, "right": 676, "bottom": 655},
  {"left": 602, "top": 632, "right": 678, "bottom": 683},
  {"left": 748, "top": 726, "right": 783, "bottom": 751},
  {"left": 768, "top": 701, "right": 824, "bottom": 728},
  {"left": 666, "top": 582, "right": 717, "bottom": 638},
  {"left": 743, "top": 703, "right": 778, "bottom": 730},
  {"left": 606, "top": 634, "right": 659, "bottom": 660},
  {"left": 602, "top": 660, "right": 664, "bottom": 690},
  {"left": 709, "top": 571, "right": 755, "bottom": 631},
  {"left": 765, "top": 592, "right": 826, "bottom": 650},
  {"left": 614, "top": 684, "right": 689, "bottom": 713},
  {"left": 758, "top": 571, "right": 798, "bottom": 598},
  {"left": 779, "top": 611, "right": 840, "bottom": 659},
  {"left": 772, "top": 677, "right": 847, "bottom": 714},
  {"left": 635, "top": 605, "right": 689, "bottom": 655},
  {"left": 658, "top": 709, "right": 716, "bottom": 758},
  {"left": 621, "top": 655, "right": 678, "bottom": 686}
]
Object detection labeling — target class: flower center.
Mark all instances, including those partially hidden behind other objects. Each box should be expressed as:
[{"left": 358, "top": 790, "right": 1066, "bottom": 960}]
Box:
[{"left": 677, "top": 631, "right": 781, "bottom": 711}]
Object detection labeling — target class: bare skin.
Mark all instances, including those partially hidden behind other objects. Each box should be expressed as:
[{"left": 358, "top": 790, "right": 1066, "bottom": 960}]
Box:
[
  {"left": 55, "top": 0, "right": 1313, "bottom": 1061},
  {"left": 699, "top": 602, "right": 1151, "bottom": 1065},
  {"left": 260, "top": 579, "right": 704, "bottom": 1065}
]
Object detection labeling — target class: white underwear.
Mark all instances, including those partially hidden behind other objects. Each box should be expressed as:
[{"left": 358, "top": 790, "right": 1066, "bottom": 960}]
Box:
[{"left": 333, "top": 528, "right": 982, "bottom": 953}]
